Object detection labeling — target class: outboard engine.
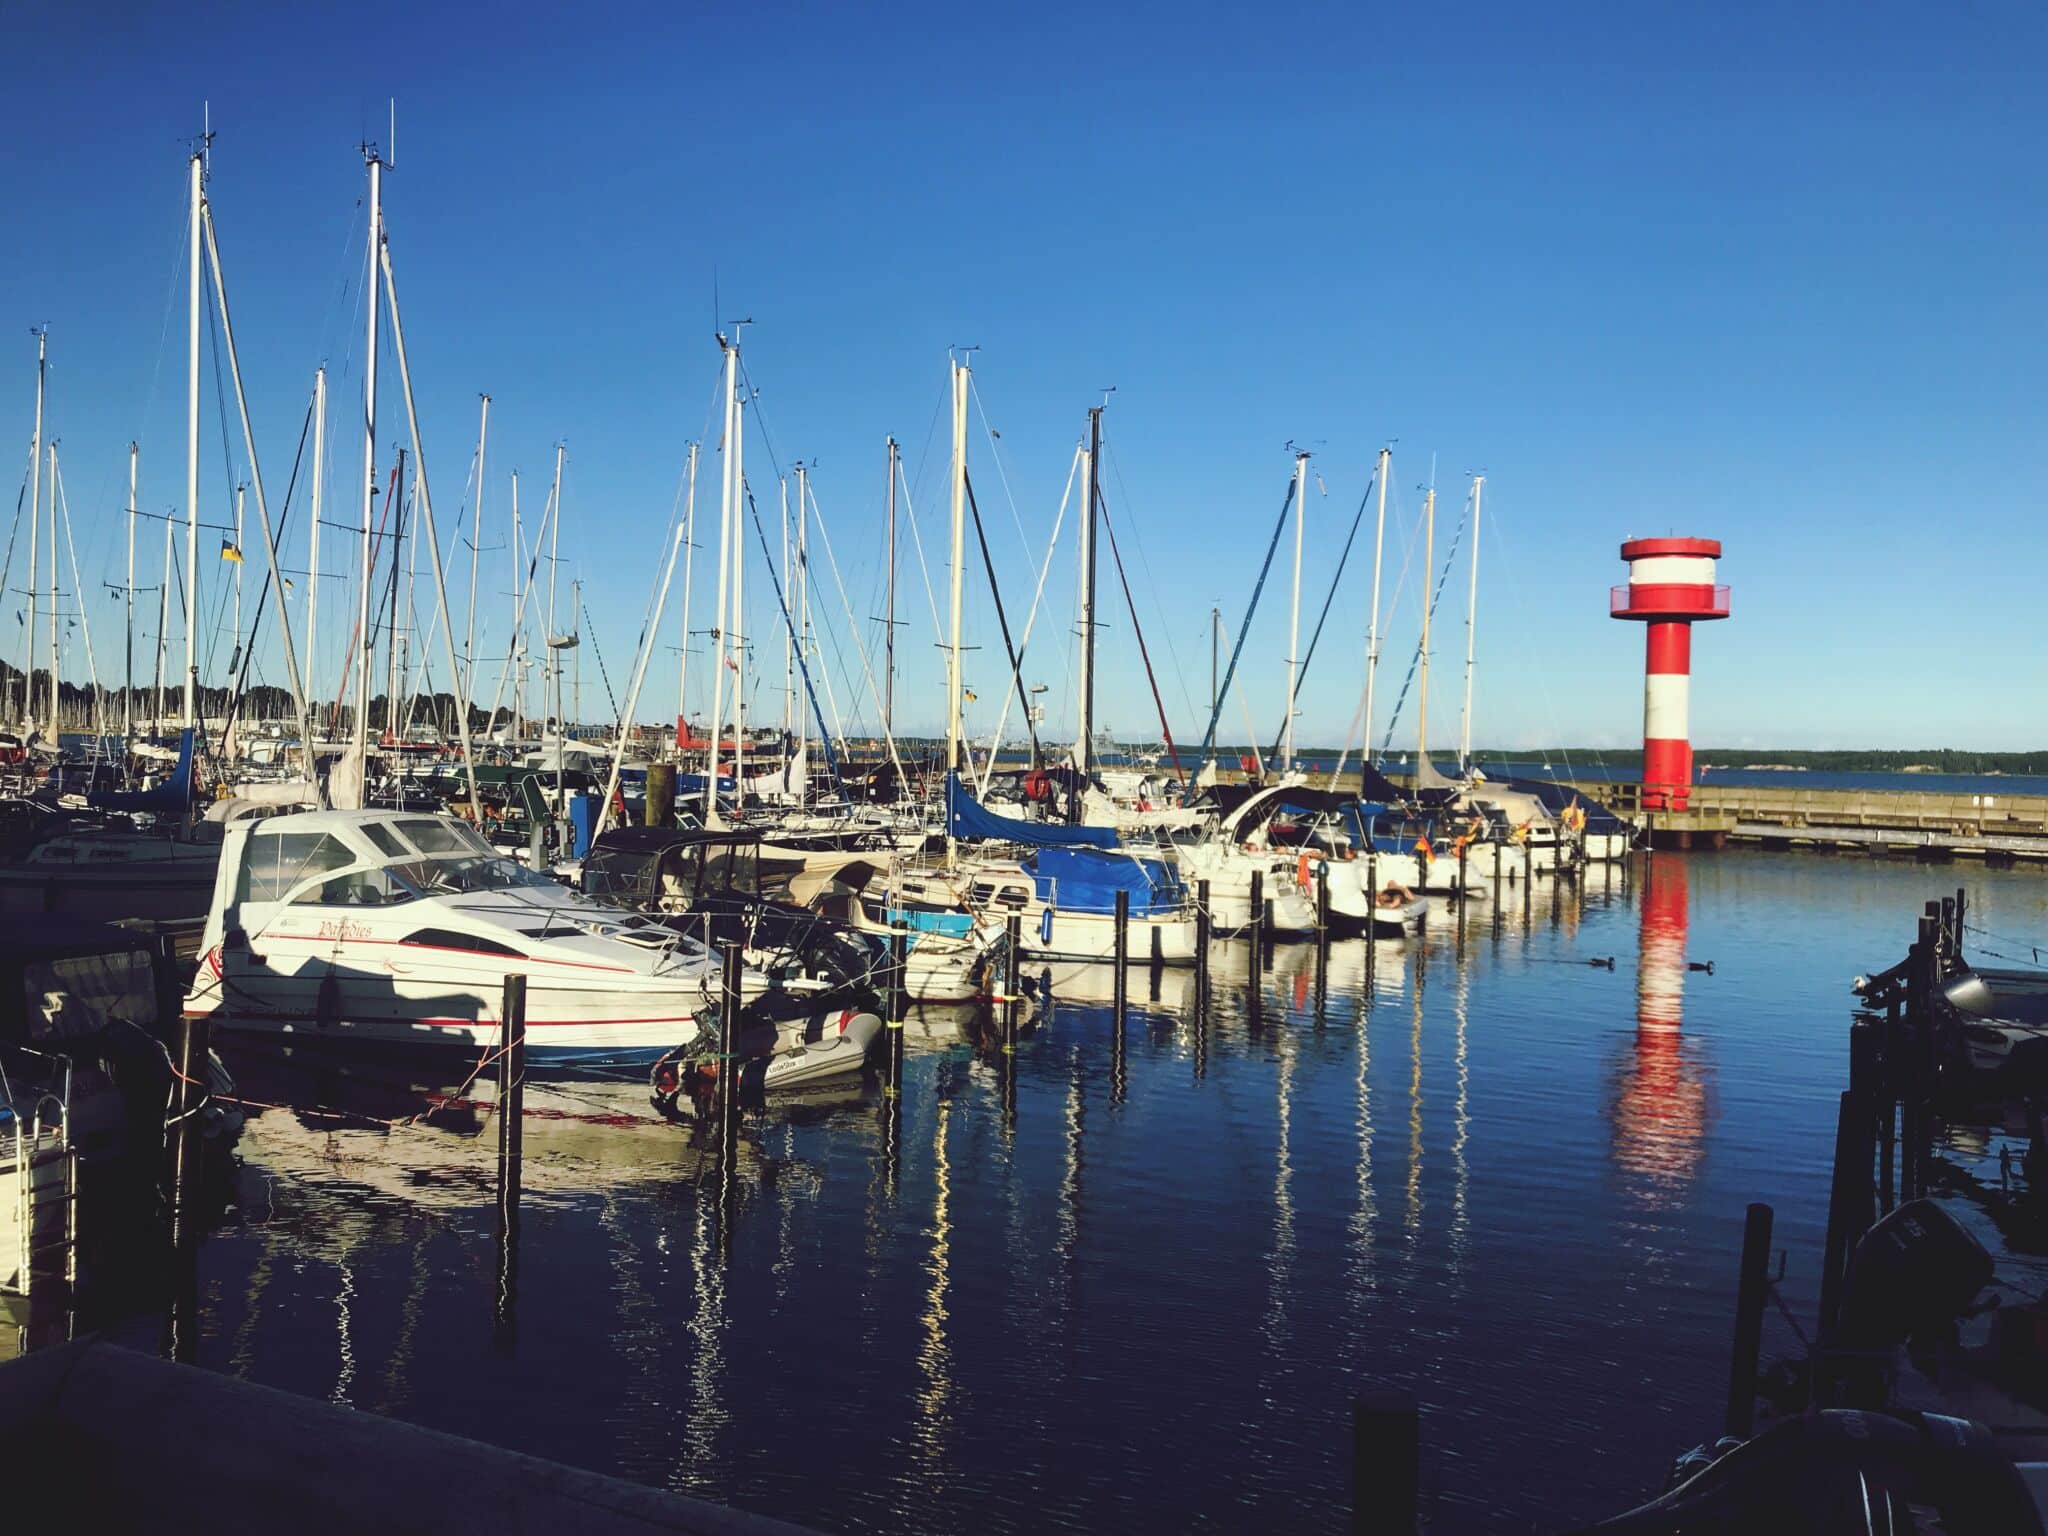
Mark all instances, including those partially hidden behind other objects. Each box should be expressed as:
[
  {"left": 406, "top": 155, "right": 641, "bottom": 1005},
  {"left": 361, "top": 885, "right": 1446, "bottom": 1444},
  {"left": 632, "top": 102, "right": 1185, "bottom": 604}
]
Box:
[
  {"left": 1568, "top": 1410, "right": 2045, "bottom": 1535},
  {"left": 1842, "top": 1197, "right": 1995, "bottom": 1351}
]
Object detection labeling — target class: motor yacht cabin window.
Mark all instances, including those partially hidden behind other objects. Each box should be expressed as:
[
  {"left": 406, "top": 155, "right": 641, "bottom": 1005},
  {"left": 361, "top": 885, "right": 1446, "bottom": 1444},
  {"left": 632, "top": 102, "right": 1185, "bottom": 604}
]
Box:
[
  {"left": 294, "top": 865, "right": 419, "bottom": 908},
  {"left": 400, "top": 927, "right": 521, "bottom": 957},
  {"left": 396, "top": 817, "right": 491, "bottom": 857},
  {"left": 237, "top": 831, "right": 356, "bottom": 904},
  {"left": 362, "top": 823, "right": 408, "bottom": 859}
]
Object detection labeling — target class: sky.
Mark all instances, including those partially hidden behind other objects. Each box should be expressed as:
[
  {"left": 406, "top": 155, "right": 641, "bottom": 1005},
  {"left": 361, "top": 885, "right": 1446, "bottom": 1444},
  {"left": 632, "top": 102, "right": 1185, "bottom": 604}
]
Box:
[{"left": 2, "top": 2, "right": 2043, "bottom": 756}]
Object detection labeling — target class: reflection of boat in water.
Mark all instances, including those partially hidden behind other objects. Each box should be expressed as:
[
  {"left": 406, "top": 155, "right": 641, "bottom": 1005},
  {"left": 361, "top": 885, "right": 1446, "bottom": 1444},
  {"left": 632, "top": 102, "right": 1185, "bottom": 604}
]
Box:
[
  {"left": 233, "top": 1076, "right": 760, "bottom": 1211},
  {"left": 228, "top": 1054, "right": 870, "bottom": 1217},
  {"left": 1612, "top": 854, "right": 1708, "bottom": 1203}
]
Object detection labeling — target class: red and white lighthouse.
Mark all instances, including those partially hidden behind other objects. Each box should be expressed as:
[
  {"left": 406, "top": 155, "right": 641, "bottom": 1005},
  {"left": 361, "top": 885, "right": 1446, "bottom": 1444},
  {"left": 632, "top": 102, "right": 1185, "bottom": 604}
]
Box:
[{"left": 1610, "top": 537, "right": 1729, "bottom": 811}]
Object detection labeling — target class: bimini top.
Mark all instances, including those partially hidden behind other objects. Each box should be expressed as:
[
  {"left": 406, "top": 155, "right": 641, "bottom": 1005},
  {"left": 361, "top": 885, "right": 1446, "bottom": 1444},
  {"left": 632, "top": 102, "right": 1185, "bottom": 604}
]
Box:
[
  {"left": 1022, "top": 847, "right": 1184, "bottom": 916},
  {"left": 945, "top": 772, "right": 1118, "bottom": 849}
]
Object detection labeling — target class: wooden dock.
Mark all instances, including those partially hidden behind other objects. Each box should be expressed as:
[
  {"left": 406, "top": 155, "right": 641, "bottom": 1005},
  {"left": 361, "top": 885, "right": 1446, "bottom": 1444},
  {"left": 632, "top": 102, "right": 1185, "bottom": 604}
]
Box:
[{"left": 1582, "top": 781, "right": 2048, "bottom": 860}]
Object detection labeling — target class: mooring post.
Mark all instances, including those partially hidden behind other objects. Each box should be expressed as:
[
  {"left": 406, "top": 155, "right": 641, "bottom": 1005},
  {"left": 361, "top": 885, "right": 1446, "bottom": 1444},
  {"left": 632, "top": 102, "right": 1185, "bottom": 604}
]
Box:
[
  {"left": 495, "top": 973, "right": 527, "bottom": 1340},
  {"left": 1955, "top": 886, "right": 1967, "bottom": 962},
  {"left": 1194, "top": 880, "right": 1212, "bottom": 1003},
  {"left": 887, "top": 929, "right": 908, "bottom": 1089},
  {"left": 1314, "top": 864, "right": 1331, "bottom": 1010},
  {"left": 1817, "top": 1088, "right": 1872, "bottom": 1355},
  {"left": 1524, "top": 837, "right": 1533, "bottom": 890},
  {"left": 1725, "top": 1201, "right": 1775, "bottom": 1440},
  {"left": 1456, "top": 841, "right": 1468, "bottom": 920},
  {"left": 718, "top": 936, "right": 744, "bottom": 1134},
  {"left": 1113, "top": 889, "right": 1130, "bottom": 1021},
  {"left": 1350, "top": 1387, "right": 1420, "bottom": 1535},
  {"left": 644, "top": 760, "right": 676, "bottom": 828},
  {"left": 172, "top": 1003, "right": 211, "bottom": 1253},
  {"left": 1249, "top": 869, "right": 1264, "bottom": 948}
]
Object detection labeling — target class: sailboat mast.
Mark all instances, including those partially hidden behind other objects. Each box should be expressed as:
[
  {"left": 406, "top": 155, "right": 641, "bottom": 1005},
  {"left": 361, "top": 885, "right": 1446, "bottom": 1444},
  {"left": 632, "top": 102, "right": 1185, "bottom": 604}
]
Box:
[
  {"left": 1210, "top": 606, "right": 1220, "bottom": 728},
  {"left": 23, "top": 330, "right": 43, "bottom": 733},
  {"left": 1417, "top": 485, "right": 1436, "bottom": 763},
  {"left": 125, "top": 442, "right": 136, "bottom": 743},
  {"left": 386, "top": 452, "right": 405, "bottom": 736},
  {"left": 706, "top": 339, "right": 736, "bottom": 819},
  {"left": 466, "top": 393, "right": 489, "bottom": 720},
  {"left": 1362, "top": 446, "right": 1389, "bottom": 765},
  {"left": 353, "top": 149, "right": 381, "bottom": 764},
  {"left": 731, "top": 368, "right": 746, "bottom": 795},
  {"left": 509, "top": 471, "right": 521, "bottom": 735},
  {"left": 46, "top": 442, "right": 58, "bottom": 730},
  {"left": 156, "top": 519, "right": 171, "bottom": 734},
  {"left": 308, "top": 367, "right": 325, "bottom": 730},
  {"left": 1078, "top": 406, "right": 1101, "bottom": 780},
  {"left": 779, "top": 474, "right": 791, "bottom": 740},
  {"left": 884, "top": 435, "right": 897, "bottom": 741},
  {"left": 546, "top": 442, "right": 564, "bottom": 779},
  {"left": 945, "top": 359, "right": 968, "bottom": 778},
  {"left": 1459, "top": 475, "right": 1484, "bottom": 772},
  {"left": 1283, "top": 449, "right": 1309, "bottom": 773},
  {"left": 232, "top": 482, "right": 245, "bottom": 669},
  {"left": 676, "top": 443, "right": 697, "bottom": 749},
  {"left": 796, "top": 462, "right": 809, "bottom": 774},
  {"left": 185, "top": 149, "right": 202, "bottom": 734}
]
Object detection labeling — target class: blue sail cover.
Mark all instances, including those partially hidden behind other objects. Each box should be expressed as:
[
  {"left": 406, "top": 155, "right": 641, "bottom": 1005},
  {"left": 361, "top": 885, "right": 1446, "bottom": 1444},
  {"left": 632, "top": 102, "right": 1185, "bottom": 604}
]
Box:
[
  {"left": 944, "top": 773, "right": 1118, "bottom": 849},
  {"left": 88, "top": 729, "right": 195, "bottom": 815},
  {"left": 1024, "top": 847, "right": 1185, "bottom": 916}
]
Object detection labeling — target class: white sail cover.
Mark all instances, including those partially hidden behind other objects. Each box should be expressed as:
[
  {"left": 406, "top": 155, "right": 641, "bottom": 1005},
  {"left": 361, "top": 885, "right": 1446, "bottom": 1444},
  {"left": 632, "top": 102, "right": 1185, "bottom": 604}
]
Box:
[
  {"left": 748, "top": 743, "right": 808, "bottom": 802},
  {"left": 328, "top": 742, "right": 366, "bottom": 811}
]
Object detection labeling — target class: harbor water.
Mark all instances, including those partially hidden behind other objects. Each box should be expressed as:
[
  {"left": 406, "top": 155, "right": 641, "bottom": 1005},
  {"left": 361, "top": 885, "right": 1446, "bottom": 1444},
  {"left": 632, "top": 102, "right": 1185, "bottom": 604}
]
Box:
[{"left": 108, "top": 851, "right": 2048, "bottom": 1532}]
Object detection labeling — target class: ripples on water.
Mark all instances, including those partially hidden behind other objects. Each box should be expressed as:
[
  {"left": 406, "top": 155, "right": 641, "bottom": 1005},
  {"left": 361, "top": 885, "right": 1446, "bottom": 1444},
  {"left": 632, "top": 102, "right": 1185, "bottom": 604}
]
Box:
[{"left": 107, "top": 851, "right": 2048, "bottom": 1533}]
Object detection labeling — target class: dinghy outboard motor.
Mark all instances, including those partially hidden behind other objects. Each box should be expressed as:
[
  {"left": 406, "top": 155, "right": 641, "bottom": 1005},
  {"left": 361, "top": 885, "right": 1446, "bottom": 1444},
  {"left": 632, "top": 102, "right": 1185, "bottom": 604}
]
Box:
[
  {"left": 1566, "top": 1410, "right": 2045, "bottom": 1535},
  {"left": 1841, "top": 1197, "right": 1994, "bottom": 1352}
]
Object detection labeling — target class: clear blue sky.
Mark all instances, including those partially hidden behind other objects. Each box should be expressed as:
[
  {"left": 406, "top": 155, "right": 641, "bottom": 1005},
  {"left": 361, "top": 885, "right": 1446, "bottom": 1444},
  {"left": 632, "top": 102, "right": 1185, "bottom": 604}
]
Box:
[{"left": 4, "top": 2, "right": 2042, "bottom": 755}]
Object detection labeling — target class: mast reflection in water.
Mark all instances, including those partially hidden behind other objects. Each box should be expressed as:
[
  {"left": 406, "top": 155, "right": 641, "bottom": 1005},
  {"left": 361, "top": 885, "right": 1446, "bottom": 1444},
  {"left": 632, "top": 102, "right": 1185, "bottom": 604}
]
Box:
[{"left": 85, "top": 851, "right": 2015, "bottom": 1532}]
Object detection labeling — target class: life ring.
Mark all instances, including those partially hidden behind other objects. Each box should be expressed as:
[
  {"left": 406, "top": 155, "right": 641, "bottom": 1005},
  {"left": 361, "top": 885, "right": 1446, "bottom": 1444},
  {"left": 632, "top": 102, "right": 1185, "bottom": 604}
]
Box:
[{"left": 1024, "top": 768, "right": 1052, "bottom": 803}]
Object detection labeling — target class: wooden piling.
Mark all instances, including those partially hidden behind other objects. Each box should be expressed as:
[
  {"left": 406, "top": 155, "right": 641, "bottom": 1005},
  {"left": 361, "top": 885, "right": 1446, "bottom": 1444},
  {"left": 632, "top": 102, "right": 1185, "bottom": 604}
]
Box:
[
  {"left": 1817, "top": 1088, "right": 1874, "bottom": 1351},
  {"left": 495, "top": 974, "right": 527, "bottom": 1339},
  {"left": 1725, "top": 1202, "right": 1774, "bottom": 1439},
  {"left": 887, "top": 930, "right": 908, "bottom": 1089},
  {"left": 1249, "top": 870, "right": 1264, "bottom": 945},
  {"left": 1194, "top": 880, "right": 1211, "bottom": 1003},
  {"left": 172, "top": 1007, "right": 211, "bottom": 1252},
  {"left": 1351, "top": 1387, "right": 1419, "bottom": 1535},
  {"left": 643, "top": 761, "right": 676, "bottom": 828}
]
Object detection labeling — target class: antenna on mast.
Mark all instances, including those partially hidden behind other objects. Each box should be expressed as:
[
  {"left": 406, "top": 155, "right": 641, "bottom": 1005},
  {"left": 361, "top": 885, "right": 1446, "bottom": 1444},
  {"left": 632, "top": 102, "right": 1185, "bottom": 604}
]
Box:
[{"left": 388, "top": 99, "right": 396, "bottom": 167}]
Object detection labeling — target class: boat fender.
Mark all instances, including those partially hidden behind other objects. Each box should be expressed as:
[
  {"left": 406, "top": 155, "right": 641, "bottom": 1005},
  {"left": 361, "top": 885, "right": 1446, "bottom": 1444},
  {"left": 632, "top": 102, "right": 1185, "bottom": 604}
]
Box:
[{"left": 1039, "top": 907, "right": 1054, "bottom": 946}]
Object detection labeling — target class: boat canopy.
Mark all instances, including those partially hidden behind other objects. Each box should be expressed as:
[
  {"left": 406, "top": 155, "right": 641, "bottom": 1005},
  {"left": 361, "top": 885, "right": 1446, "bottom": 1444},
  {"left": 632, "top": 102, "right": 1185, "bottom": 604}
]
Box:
[
  {"left": 1482, "top": 773, "right": 1632, "bottom": 833},
  {"left": 944, "top": 773, "right": 1118, "bottom": 849},
  {"left": 88, "top": 729, "right": 195, "bottom": 815},
  {"left": 1022, "top": 847, "right": 1184, "bottom": 916}
]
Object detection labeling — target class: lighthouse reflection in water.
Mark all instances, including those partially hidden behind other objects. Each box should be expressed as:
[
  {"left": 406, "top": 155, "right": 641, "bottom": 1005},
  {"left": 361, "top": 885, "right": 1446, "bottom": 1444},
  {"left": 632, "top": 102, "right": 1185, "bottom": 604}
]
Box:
[
  {"left": 125, "top": 847, "right": 2009, "bottom": 1534},
  {"left": 1614, "top": 853, "right": 1710, "bottom": 1204}
]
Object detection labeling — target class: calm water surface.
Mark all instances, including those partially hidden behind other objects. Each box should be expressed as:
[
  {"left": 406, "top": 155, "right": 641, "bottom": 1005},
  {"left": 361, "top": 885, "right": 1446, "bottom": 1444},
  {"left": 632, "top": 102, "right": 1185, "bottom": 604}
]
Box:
[{"left": 112, "top": 851, "right": 2048, "bottom": 1532}]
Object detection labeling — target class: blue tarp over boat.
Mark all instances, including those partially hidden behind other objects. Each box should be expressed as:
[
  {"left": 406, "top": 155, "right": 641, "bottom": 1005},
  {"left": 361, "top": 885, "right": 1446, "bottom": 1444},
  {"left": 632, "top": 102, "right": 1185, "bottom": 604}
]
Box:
[
  {"left": 944, "top": 773, "right": 1118, "bottom": 849},
  {"left": 1023, "top": 847, "right": 1184, "bottom": 915},
  {"left": 87, "top": 729, "right": 195, "bottom": 815}
]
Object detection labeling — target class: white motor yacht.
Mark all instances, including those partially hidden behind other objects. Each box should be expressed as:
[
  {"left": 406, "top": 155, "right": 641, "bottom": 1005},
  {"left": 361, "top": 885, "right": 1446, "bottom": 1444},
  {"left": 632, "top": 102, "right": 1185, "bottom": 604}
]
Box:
[{"left": 188, "top": 809, "right": 728, "bottom": 1067}]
